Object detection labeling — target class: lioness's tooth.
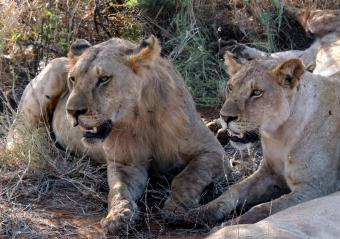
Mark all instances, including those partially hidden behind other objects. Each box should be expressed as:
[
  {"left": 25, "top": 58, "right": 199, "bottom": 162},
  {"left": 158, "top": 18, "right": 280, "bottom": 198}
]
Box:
[
  {"left": 227, "top": 129, "right": 236, "bottom": 137},
  {"left": 93, "top": 127, "right": 98, "bottom": 133}
]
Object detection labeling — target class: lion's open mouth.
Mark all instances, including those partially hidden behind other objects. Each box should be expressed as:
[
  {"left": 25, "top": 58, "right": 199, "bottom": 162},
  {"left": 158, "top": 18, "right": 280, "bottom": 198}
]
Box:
[
  {"left": 226, "top": 128, "right": 259, "bottom": 144},
  {"left": 78, "top": 120, "right": 112, "bottom": 140}
]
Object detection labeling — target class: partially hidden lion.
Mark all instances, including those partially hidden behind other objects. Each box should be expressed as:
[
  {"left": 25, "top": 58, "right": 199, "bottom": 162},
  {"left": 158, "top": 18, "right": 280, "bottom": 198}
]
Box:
[
  {"left": 7, "top": 36, "right": 230, "bottom": 234},
  {"left": 224, "top": 9, "right": 339, "bottom": 78},
  {"left": 185, "top": 15, "right": 340, "bottom": 230}
]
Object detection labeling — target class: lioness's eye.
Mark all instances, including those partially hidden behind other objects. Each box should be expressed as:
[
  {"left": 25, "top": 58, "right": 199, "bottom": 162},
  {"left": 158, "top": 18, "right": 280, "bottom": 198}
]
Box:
[
  {"left": 251, "top": 89, "right": 263, "bottom": 97},
  {"left": 69, "top": 77, "right": 75, "bottom": 84},
  {"left": 96, "top": 76, "right": 112, "bottom": 87},
  {"left": 227, "top": 84, "right": 233, "bottom": 92}
]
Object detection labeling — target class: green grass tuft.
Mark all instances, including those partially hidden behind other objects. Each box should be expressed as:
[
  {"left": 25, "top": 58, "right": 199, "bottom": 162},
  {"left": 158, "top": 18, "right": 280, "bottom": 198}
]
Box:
[
  {"left": 160, "top": 0, "right": 227, "bottom": 106},
  {"left": 137, "top": 0, "right": 176, "bottom": 9}
]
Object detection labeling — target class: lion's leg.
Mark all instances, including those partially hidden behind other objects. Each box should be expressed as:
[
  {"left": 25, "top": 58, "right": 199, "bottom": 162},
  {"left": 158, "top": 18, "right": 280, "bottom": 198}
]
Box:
[
  {"left": 7, "top": 58, "right": 69, "bottom": 150},
  {"left": 101, "top": 160, "right": 148, "bottom": 234},
  {"left": 234, "top": 151, "right": 338, "bottom": 224},
  {"left": 185, "top": 163, "right": 286, "bottom": 226},
  {"left": 163, "top": 152, "right": 226, "bottom": 216}
]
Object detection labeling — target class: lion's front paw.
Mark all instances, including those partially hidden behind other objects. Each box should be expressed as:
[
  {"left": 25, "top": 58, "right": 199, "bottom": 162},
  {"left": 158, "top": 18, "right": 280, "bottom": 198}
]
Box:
[{"left": 100, "top": 200, "right": 138, "bottom": 234}]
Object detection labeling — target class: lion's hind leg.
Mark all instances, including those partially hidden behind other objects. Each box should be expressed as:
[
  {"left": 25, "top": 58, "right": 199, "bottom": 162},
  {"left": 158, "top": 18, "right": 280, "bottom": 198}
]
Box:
[{"left": 17, "top": 57, "right": 69, "bottom": 125}]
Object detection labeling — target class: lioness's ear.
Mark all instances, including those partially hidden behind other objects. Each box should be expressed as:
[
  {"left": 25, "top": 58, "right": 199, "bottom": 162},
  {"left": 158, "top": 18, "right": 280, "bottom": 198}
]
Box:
[
  {"left": 68, "top": 39, "right": 92, "bottom": 65},
  {"left": 273, "top": 59, "right": 305, "bottom": 89},
  {"left": 128, "top": 35, "right": 161, "bottom": 73},
  {"left": 224, "top": 51, "right": 243, "bottom": 75}
]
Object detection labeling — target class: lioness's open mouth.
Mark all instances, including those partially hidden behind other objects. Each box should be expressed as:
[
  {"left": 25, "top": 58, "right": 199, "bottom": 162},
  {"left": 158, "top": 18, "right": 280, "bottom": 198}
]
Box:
[
  {"left": 78, "top": 120, "right": 112, "bottom": 140},
  {"left": 226, "top": 128, "right": 259, "bottom": 144}
]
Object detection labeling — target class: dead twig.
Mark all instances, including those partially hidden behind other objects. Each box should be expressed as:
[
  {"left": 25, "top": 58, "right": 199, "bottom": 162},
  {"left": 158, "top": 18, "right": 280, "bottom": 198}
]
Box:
[
  {"left": 94, "top": 0, "right": 112, "bottom": 38},
  {"left": 17, "top": 40, "right": 64, "bottom": 57}
]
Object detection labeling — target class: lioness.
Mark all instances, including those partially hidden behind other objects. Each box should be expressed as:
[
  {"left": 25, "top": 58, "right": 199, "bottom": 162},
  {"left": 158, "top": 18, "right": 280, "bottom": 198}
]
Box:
[
  {"left": 185, "top": 53, "right": 340, "bottom": 226},
  {"left": 206, "top": 10, "right": 339, "bottom": 154},
  {"left": 8, "top": 36, "right": 229, "bottom": 233}
]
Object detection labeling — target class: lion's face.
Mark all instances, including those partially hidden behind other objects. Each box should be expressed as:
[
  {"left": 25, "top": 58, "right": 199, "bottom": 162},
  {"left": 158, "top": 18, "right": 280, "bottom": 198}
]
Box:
[
  {"left": 65, "top": 36, "right": 161, "bottom": 146},
  {"left": 220, "top": 54, "right": 304, "bottom": 144}
]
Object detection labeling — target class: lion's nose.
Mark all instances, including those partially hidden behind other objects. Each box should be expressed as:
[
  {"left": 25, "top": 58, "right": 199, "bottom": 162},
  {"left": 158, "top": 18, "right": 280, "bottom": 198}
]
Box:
[
  {"left": 67, "top": 108, "right": 88, "bottom": 120},
  {"left": 220, "top": 115, "right": 238, "bottom": 125}
]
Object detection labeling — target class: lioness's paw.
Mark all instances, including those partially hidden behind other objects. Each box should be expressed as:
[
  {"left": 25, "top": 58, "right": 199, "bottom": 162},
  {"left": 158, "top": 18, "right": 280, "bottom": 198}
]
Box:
[
  {"left": 184, "top": 205, "right": 226, "bottom": 227},
  {"left": 234, "top": 204, "right": 269, "bottom": 224},
  {"left": 161, "top": 198, "right": 189, "bottom": 222},
  {"left": 100, "top": 200, "right": 138, "bottom": 234}
]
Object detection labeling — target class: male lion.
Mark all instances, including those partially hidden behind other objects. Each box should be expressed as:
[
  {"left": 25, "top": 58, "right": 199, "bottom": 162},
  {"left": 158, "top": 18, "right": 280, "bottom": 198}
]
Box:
[
  {"left": 185, "top": 47, "right": 340, "bottom": 227},
  {"left": 7, "top": 36, "right": 229, "bottom": 233}
]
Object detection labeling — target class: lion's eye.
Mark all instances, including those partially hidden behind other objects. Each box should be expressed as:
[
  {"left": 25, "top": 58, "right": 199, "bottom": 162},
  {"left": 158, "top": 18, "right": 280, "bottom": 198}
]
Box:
[
  {"left": 227, "top": 84, "right": 233, "bottom": 92},
  {"left": 251, "top": 89, "right": 263, "bottom": 97},
  {"left": 96, "top": 76, "right": 112, "bottom": 87},
  {"left": 69, "top": 77, "right": 75, "bottom": 84}
]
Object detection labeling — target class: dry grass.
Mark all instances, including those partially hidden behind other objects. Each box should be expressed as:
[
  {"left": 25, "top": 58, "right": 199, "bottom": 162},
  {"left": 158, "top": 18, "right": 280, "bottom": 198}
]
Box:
[{"left": 0, "top": 125, "right": 108, "bottom": 238}]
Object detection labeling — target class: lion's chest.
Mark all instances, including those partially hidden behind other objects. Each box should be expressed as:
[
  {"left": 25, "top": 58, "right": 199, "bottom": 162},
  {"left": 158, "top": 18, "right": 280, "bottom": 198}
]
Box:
[
  {"left": 262, "top": 134, "right": 288, "bottom": 175},
  {"left": 103, "top": 130, "right": 185, "bottom": 169},
  {"left": 52, "top": 94, "right": 106, "bottom": 162},
  {"left": 262, "top": 137, "right": 305, "bottom": 189}
]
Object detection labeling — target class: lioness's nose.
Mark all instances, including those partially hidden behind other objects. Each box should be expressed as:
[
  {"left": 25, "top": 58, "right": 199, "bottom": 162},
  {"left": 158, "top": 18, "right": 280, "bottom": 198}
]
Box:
[
  {"left": 67, "top": 108, "right": 88, "bottom": 120},
  {"left": 220, "top": 114, "right": 238, "bottom": 125}
]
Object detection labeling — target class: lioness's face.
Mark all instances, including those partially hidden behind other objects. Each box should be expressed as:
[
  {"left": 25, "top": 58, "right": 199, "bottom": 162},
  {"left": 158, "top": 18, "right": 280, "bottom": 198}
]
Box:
[
  {"left": 221, "top": 54, "right": 304, "bottom": 144},
  {"left": 65, "top": 37, "right": 161, "bottom": 145}
]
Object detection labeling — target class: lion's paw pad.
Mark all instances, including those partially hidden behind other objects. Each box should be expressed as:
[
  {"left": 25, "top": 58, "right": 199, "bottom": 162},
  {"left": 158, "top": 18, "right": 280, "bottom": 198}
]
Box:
[{"left": 101, "top": 202, "right": 138, "bottom": 234}]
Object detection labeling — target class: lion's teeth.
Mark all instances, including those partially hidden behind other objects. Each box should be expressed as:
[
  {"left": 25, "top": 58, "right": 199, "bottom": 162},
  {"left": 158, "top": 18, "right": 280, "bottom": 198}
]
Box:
[
  {"left": 227, "top": 128, "right": 243, "bottom": 138},
  {"left": 79, "top": 125, "right": 86, "bottom": 131},
  {"left": 85, "top": 128, "right": 97, "bottom": 133},
  {"left": 79, "top": 125, "right": 97, "bottom": 133},
  {"left": 227, "top": 129, "right": 236, "bottom": 137}
]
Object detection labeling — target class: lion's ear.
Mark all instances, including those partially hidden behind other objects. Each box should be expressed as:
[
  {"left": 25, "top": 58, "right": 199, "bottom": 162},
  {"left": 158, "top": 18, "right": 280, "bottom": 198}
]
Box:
[
  {"left": 128, "top": 35, "right": 161, "bottom": 73},
  {"left": 224, "top": 51, "right": 244, "bottom": 75},
  {"left": 272, "top": 59, "right": 305, "bottom": 89},
  {"left": 68, "top": 39, "right": 92, "bottom": 65}
]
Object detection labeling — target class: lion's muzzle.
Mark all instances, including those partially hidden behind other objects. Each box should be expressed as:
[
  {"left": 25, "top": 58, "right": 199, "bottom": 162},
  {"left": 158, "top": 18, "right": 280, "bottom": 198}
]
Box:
[
  {"left": 78, "top": 118, "right": 113, "bottom": 142},
  {"left": 226, "top": 130, "right": 259, "bottom": 144},
  {"left": 67, "top": 107, "right": 88, "bottom": 126},
  {"left": 220, "top": 114, "right": 259, "bottom": 144}
]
